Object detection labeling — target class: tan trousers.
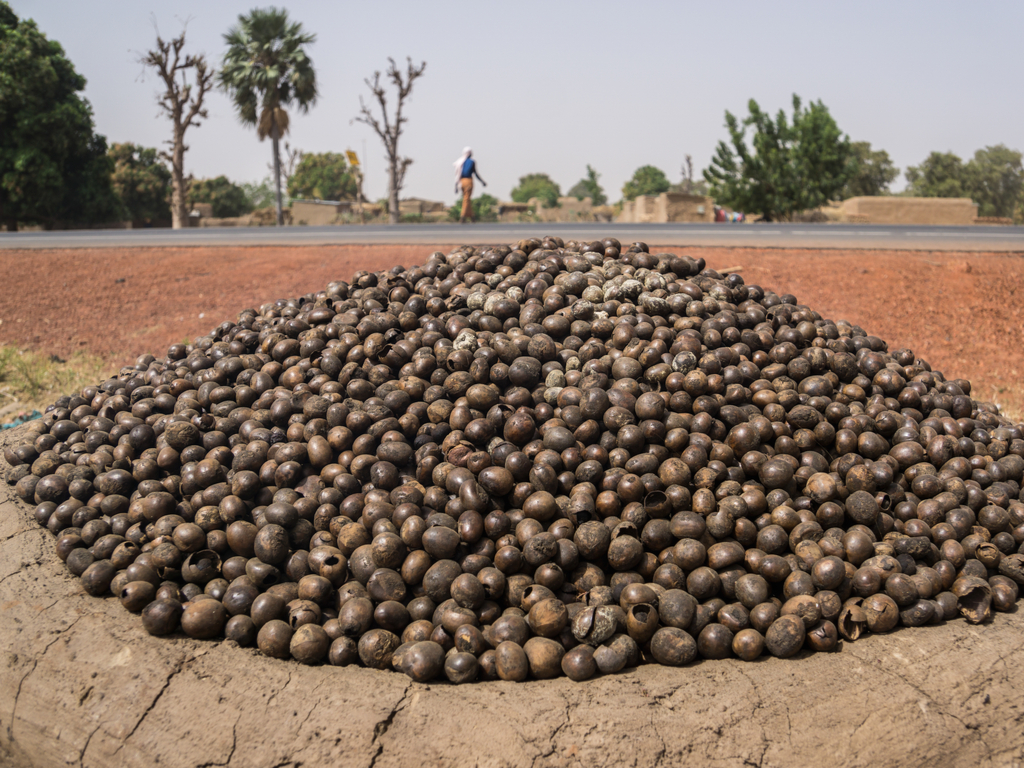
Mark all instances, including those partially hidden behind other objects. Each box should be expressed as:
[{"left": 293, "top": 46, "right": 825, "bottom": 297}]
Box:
[{"left": 460, "top": 178, "right": 474, "bottom": 221}]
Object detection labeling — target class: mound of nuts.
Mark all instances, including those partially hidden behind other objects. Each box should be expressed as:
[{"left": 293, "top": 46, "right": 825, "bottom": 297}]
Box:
[{"left": 4, "top": 236, "right": 1024, "bottom": 684}]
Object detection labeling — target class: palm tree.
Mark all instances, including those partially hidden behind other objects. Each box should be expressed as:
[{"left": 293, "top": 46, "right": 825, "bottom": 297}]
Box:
[{"left": 218, "top": 7, "right": 316, "bottom": 226}]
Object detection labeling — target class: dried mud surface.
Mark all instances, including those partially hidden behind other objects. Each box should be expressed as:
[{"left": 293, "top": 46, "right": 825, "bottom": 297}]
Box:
[
  {"left": 2, "top": 425, "right": 1024, "bottom": 768},
  {"left": 1, "top": 244, "right": 1021, "bottom": 415}
]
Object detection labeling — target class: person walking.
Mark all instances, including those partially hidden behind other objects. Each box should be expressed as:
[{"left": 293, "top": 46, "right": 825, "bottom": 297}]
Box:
[{"left": 454, "top": 147, "right": 486, "bottom": 223}]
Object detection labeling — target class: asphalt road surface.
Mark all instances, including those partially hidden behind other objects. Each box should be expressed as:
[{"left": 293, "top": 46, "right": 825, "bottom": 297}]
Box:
[{"left": 2, "top": 223, "right": 1023, "bottom": 251}]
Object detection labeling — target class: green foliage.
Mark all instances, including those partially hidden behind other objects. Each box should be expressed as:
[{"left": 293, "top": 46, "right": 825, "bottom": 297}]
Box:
[
  {"left": 0, "top": 2, "right": 120, "bottom": 229},
  {"left": 669, "top": 178, "right": 709, "bottom": 195},
  {"left": 219, "top": 7, "right": 316, "bottom": 225},
  {"left": 241, "top": 176, "right": 275, "bottom": 210},
  {"left": 904, "top": 152, "right": 966, "bottom": 198},
  {"left": 622, "top": 165, "right": 670, "bottom": 201},
  {"left": 842, "top": 141, "right": 899, "bottom": 198},
  {"left": 447, "top": 193, "right": 499, "bottom": 222},
  {"left": 109, "top": 143, "right": 170, "bottom": 224},
  {"left": 188, "top": 176, "right": 253, "bottom": 218},
  {"left": 287, "top": 152, "right": 356, "bottom": 201},
  {"left": 567, "top": 165, "right": 607, "bottom": 206},
  {"left": 511, "top": 173, "right": 560, "bottom": 208},
  {"left": 704, "top": 95, "right": 852, "bottom": 221},
  {"left": 905, "top": 145, "right": 1024, "bottom": 219},
  {"left": 218, "top": 7, "right": 317, "bottom": 135},
  {"left": 964, "top": 145, "right": 1023, "bottom": 219}
]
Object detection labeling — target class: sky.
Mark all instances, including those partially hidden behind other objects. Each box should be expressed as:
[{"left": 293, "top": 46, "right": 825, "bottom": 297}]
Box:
[{"left": 9, "top": 0, "right": 1024, "bottom": 205}]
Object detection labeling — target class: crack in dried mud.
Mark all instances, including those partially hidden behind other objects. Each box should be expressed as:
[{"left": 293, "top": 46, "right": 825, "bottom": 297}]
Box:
[{"left": 366, "top": 681, "right": 411, "bottom": 768}]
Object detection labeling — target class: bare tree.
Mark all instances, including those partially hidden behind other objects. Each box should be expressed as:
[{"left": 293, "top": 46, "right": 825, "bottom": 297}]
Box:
[
  {"left": 354, "top": 57, "right": 426, "bottom": 225},
  {"left": 140, "top": 25, "right": 213, "bottom": 229},
  {"left": 681, "top": 155, "right": 695, "bottom": 194}
]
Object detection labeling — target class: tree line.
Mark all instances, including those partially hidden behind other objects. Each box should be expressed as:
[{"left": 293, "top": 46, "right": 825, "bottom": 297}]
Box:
[
  {"left": 3, "top": 1, "right": 1021, "bottom": 229},
  {"left": 704, "top": 95, "right": 1023, "bottom": 221},
  {"left": 508, "top": 128, "right": 1021, "bottom": 224},
  {"left": 0, "top": 4, "right": 419, "bottom": 229}
]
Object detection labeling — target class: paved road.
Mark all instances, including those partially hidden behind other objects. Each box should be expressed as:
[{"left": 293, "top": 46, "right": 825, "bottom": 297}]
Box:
[{"left": 2, "top": 222, "right": 1023, "bottom": 251}]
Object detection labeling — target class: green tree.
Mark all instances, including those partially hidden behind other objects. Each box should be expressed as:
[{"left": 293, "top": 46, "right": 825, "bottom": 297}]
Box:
[
  {"left": 904, "top": 152, "right": 966, "bottom": 198},
  {"left": 622, "top": 165, "right": 670, "bottom": 201},
  {"left": 704, "top": 95, "right": 852, "bottom": 221},
  {"left": 964, "top": 144, "right": 1023, "bottom": 219},
  {"left": 567, "top": 165, "right": 607, "bottom": 206},
  {"left": 109, "top": 143, "right": 171, "bottom": 224},
  {"left": 219, "top": 7, "right": 317, "bottom": 226},
  {"left": 0, "top": 2, "right": 119, "bottom": 230},
  {"left": 287, "top": 151, "right": 356, "bottom": 201},
  {"left": 842, "top": 141, "right": 899, "bottom": 198},
  {"left": 188, "top": 175, "right": 253, "bottom": 218},
  {"left": 241, "top": 176, "right": 275, "bottom": 210},
  {"left": 447, "top": 193, "right": 498, "bottom": 223},
  {"left": 511, "top": 173, "right": 561, "bottom": 208}
]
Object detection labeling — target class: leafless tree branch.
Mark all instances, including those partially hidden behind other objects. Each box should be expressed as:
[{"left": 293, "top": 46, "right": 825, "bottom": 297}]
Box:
[
  {"left": 353, "top": 57, "right": 426, "bottom": 223},
  {"left": 140, "top": 22, "right": 212, "bottom": 228}
]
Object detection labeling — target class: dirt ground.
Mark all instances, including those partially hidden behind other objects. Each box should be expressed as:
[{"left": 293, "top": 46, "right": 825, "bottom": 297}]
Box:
[
  {"left": 0, "top": 244, "right": 1021, "bottom": 418},
  {"left": 2, "top": 423, "right": 1024, "bottom": 768}
]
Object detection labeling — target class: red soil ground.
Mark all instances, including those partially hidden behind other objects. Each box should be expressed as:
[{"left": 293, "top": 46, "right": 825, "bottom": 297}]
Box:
[{"left": 0, "top": 244, "right": 1021, "bottom": 417}]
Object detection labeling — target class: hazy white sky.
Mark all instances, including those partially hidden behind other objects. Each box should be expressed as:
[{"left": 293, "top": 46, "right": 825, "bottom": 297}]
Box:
[{"left": 10, "top": 0, "right": 1024, "bottom": 205}]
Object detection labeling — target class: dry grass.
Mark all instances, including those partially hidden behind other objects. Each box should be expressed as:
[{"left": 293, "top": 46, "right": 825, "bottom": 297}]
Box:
[
  {"left": 0, "top": 345, "right": 115, "bottom": 417},
  {"left": 973, "top": 382, "right": 1024, "bottom": 424}
]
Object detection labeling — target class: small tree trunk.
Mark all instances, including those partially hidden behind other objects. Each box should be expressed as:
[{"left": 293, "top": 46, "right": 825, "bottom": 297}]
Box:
[
  {"left": 170, "top": 128, "right": 188, "bottom": 229},
  {"left": 388, "top": 159, "right": 399, "bottom": 225},
  {"left": 0, "top": 201, "right": 15, "bottom": 232},
  {"left": 272, "top": 136, "right": 284, "bottom": 226}
]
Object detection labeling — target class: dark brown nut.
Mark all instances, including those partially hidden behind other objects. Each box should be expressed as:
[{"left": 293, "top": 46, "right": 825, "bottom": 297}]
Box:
[
  {"left": 731, "top": 628, "right": 765, "bottom": 661},
  {"left": 257, "top": 619, "right": 293, "bottom": 659},
  {"left": 734, "top": 574, "right": 770, "bottom": 609},
  {"left": 899, "top": 599, "right": 936, "bottom": 627},
  {"left": 554, "top": 631, "right": 599, "bottom": 679},
  {"left": 328, "top": 636, "right": 359, "bottom": 666},
  {"left": 997, "top": 553, "right": 1024, "bottom": 585},
  {"left": 764, "top": 615, "right": 806, "bottom": 658},
  {"left": 494, "top": 640, "right": 529, "bottom": 682},
  {"left": 523, "top": 637, "right": 565, "bottom": 679},
  {"left": 989, "top": 575, "right": 1019, "bottom": 612},
  {"left": 119, "top": 581, "right": 157, "bottom": 613},
  {"left": 749, "top": 602, "right": 780, "bottom": 633},
  {"left": 780, "top": 595, "right": 822, "bottom": 629},
  {"left": 358, "top": 629, "right": 401, "bottom": 669},
  {"left": 401, "top": 641, "right": 446, "bottom": 682},
  {"left": 650, "top": 627, "right": 697, "bottom": 666},
  {"left": 141, "top": 598, "right": 183, "bottom": 636},
  {"left": 697, "top": 623, "right": 734, "bottom": 659},
  {"left": 445, "top": 651, "right": 480, "bottom": 684},
  {"left": 528, "top": 598, "right": 568, "bottom": 638},
  {"left": 181, "top": 599, "right": 227, "bottom": 639},
  {"left": 290, "top": 623, "right": 330, "bottom": 665},
  {"left": 805, "top": 620, "right": 839, "bottom": 652},
  {"left": 862, "top": 594, "right": 899, "bottom": 633},
  {"left": 81, "top": 560, "right": 117, "bottom": 597},
  {"left": 884, "top": 573, "right": 919, "bottom": 608},
  {"left": 658, "top": 589, "right": 697, "bottom": 631},
  {"left": 225, "top": 614, "right": 257, "bottom": 647}
]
